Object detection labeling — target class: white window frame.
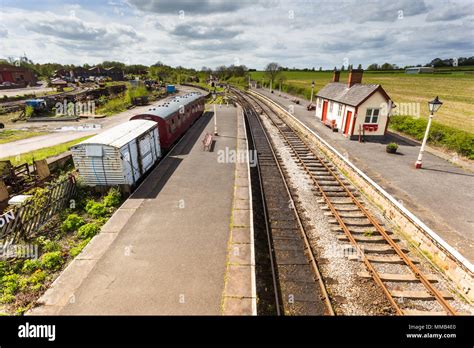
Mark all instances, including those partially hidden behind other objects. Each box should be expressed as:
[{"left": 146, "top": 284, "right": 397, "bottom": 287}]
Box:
[
  {"left": 329, "top": 102, "right": 333, "bottom": 112},
  {"left": 337, "top": 104, "right": 343, "bottom": 117},
  {"left": 365, "top": 108, "right": 380, "bottom": 124}
]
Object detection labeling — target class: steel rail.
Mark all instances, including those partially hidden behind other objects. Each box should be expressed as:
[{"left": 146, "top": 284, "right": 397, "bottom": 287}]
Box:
[
  {"left": 235, "top": 89, "right": 334, "bottom": 316},
  {"left": 235, "top": 94, "right": 282, "bottom": 315},
  {"left": 245, "top": 91, "right": 457, "bottom": 316}
]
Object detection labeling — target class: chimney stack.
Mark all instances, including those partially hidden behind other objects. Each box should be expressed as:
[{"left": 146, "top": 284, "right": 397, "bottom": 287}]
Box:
[
  {"left": 332, "top": 69, "right": 340, "bottom": 82},
  {"left": 348, "top": 68, "right": 363, "bottom": 87}
]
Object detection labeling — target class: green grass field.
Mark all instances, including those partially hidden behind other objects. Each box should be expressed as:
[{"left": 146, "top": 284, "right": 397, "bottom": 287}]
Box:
[
  {"left": 250, "top": 70, "right": 474, "bottom": 134},
  {"left": 1, "top": 135, "right": 92, "bottom": 165}
]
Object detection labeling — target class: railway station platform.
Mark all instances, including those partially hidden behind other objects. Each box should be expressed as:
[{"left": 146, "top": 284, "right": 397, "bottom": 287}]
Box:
[
  {"left": 253, "top": 87, "right": 474, "bottom": 264},
  {"left": 29, "top": 104, "right": 255, "bottom": 315}
]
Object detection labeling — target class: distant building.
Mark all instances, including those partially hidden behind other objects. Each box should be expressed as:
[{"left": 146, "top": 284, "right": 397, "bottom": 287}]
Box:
[
  {"left": 104, "top": 67, "right": 124, "bottom": 81},
  {"left": 315, "top": 69, "right": 393, "bottom": 140},
  {"left": 0, "top": 64, "right": 37, "bottom": 87},
  {"left": 50, "top": 78, "right": 68, "bottom": 91},
  {"left": 71, "top": 67, "right": 89, "bottom": 80},
  {"left": 405, "top": 67, "right": 434, "bottom": 74},
  {"left": 88, "top": 66, "right": 103, "bottom": 77}
]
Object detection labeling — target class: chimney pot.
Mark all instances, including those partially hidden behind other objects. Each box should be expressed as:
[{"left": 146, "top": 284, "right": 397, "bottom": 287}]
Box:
[
  {"left": 348, "top": 69, "right": 364, "bottom": 87},
  {"left": 332, "top": 69, "right": 340, "bottom": 83}
]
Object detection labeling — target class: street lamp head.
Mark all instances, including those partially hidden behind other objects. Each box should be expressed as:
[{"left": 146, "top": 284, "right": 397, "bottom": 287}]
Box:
[{"left": 428, "top": 96, "right": 443, "bottom": 114}]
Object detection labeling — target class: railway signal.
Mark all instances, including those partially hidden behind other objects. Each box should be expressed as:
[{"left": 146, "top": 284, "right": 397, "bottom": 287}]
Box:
[{"left": 415, "top": 96, "right": 443, "bottom": 169}]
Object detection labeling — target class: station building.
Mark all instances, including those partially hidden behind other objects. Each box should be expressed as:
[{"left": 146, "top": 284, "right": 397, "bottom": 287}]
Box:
[
  {"left": 315, "top": 69, "right": 393, "bottom": 140},
  {"left": 0, "top": 64, "right": 37, "bottom": 87}
]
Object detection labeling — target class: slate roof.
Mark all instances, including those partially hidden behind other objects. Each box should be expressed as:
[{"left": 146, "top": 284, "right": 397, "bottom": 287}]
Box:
[{"left": 316, "top": 82, "right": 388, "bottom": 107}]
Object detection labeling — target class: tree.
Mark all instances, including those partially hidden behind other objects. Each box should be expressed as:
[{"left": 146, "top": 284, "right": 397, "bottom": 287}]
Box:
[
  {"left": 367, "top": 63, "right": 379, "bottom": 70},
  {"left": 264, "top": 62, "right": 281, "bottom": 85},
  {"left": 319, "top": 67, "right": 322, "bottom": 71},
  {"left": 380, "top": 62, "right": 394, "bottom": 70},
  {"left": 100, "top": 61, "right": 126, "bottom": 70},
  {"left": 357, "top": 64, "right": 362, "bottom": 69},
  {"left": 340, "top": 65, "right": 345, "bottom": 71}
]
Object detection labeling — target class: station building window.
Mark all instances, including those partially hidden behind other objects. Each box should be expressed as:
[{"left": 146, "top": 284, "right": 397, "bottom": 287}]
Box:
[
  {"left": 365, "top": 108, "right": 380, "bottom": 124},
  {"left": 329, "top": 102, "right": 333, "bottom": 112}
]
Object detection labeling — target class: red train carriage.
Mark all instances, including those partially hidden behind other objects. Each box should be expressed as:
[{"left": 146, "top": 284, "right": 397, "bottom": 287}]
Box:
[{"left": 131, "top": 92, "right": 206, "bottom": 151}]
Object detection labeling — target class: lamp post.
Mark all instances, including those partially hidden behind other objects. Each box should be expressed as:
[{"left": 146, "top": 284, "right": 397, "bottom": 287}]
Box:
[
  {"left": 415, "top": 96, "right": 442, "bottom": 169},
  {"left": 310, "top": 80, "right": 315, "bottom": 104},
  {"left": 212, "top": 92, "right": 218, "bottom": 136}
]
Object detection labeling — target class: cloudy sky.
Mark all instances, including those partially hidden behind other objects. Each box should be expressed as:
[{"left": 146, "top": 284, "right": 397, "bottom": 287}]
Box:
[{"left": 0, "top": 0, "right": 472, "bottom": 69}]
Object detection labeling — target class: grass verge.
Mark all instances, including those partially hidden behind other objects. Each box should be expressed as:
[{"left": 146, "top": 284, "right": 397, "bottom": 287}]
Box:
[
  {"left": 0, "top": 130, "right": 49, "bottom": 145},
  {"left": 0, "top": 135, "right": 93, "bottom": 165}
]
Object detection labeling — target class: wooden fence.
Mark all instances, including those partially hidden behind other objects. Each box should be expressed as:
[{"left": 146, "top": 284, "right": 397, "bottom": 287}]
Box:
[{"left": 0, "top": 177, "right": 76, "bottom": 242}]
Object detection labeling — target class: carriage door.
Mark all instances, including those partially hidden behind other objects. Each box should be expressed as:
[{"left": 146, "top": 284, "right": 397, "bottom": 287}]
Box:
[{"left": 138, "top": 133, "right": 153, "bottom": 173}]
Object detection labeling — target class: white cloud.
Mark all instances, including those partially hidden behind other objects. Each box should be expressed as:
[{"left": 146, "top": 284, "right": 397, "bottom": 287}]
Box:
[{"left": 0, "top": 0, "right": 472, "bottom": 69}]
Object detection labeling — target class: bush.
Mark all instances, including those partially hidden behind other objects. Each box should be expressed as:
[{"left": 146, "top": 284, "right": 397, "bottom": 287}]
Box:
[
  {"left": 77, "top": 223, "right": 100, "bottom": 239},
  {"left": 25, "top": 105, "right": 34, "bottom": 118},
  {"left": 126, "top": 86, "right": 148, "bottom": 102},
  {"left": 386, "top": 142, "right": 398, "bottom": 153},
  {"left": 1, "top": 274, "right": 20, "bottom": 302},
  {"left": 85, "top": 200, "right": 108, "bottom": 218},
  {"left": 0, "top": 261, "right": 6, "bottom": 278},
  {"left": 19, "top": 270, "right": 47, "bottom": 291},
  {"left": 61, "top": 213, "right": 85, "bottom": 233},
  {"left": 40, "top": 251, "right": 63, "bottom": 271},
  {"left": 44, "top": 240, "right": 61, "bottom": 252},
  {"left": 21, "top": 259, "right": 42, "bottom": 274},
  {"left": 70, "top": 238, "right": 92, "bottom": 258},
  {"left": 103, "top": 187, "right": 122, "bottom": 207},
  {"left": 389, "top": 116, "right": 474, "bottom": 159}
]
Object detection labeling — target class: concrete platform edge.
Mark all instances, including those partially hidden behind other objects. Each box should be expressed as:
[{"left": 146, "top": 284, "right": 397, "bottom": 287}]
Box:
[{"left": 222, "top": 106, "right": 257, "bottom": 315}]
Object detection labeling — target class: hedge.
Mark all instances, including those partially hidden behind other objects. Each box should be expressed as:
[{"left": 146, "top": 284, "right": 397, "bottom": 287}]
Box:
[{"left": 389, "top": 116, "right": 474, "bottom": 159}]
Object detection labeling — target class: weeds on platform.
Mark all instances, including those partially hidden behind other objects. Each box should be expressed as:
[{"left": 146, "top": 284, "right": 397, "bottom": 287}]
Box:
[{"left": 0, "top": 182, "right": 123, "bottom": 315}]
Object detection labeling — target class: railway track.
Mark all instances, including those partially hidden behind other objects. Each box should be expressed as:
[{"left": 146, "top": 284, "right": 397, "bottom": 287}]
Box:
[
  {"left": 0, "top": 86, "right": 84, "bottom": 113},
  {"left": 234, "top": 88, "right": 459, "bottom": 316},
  {"left": 234, "top": 90, "right": 334, "bottom": 316}
]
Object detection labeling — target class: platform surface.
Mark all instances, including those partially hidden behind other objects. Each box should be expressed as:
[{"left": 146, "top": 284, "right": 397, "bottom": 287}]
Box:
[
  {"left": 56, "top": 106, "right": 238, "bottom": 314},
  {"left": 255, "top": 87, "right": 474, "bottom": 263}
]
